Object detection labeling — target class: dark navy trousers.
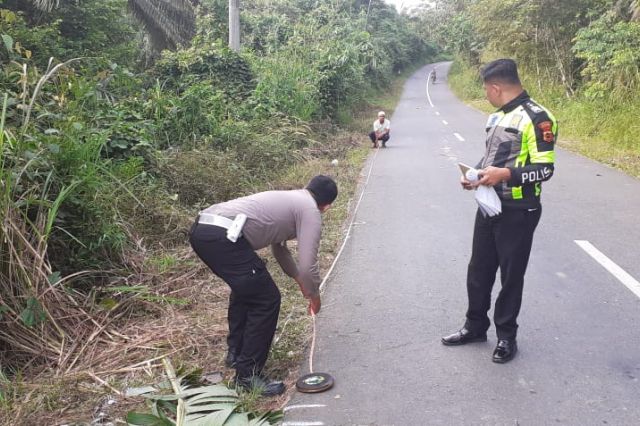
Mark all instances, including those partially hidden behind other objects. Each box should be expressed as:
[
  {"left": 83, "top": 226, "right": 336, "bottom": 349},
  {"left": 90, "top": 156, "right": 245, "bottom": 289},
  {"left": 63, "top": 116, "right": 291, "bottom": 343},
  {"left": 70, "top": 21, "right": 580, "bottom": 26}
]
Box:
[
  {"left": 465, "top": 207, "right": 541, "bottom": 340},
  {"left": 189, "top": 221, "right": 280, "bottom": 379}
]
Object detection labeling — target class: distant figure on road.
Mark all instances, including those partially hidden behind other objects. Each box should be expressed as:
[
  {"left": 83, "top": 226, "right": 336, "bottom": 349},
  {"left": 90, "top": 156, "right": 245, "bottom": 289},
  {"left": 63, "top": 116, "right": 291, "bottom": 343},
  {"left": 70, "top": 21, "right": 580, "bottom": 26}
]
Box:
[
  {"left": 441, "top": 58, "right": 557, "bottom": 364},
  {"left": 368, "top": 111, "right": 391, "bottom": 148},
  {"left": 431, "top": 68, "right": 436, "bottom": 84},
  {"left": 189, "top": 175, "right": 337, "bottom": 396}
]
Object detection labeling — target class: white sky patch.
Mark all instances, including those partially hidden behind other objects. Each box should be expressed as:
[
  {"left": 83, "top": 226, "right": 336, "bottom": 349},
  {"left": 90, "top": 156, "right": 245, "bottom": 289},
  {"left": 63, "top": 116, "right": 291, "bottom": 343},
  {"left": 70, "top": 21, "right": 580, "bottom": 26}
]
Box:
[{"left": 384, "top": 0, "right": 430, "bottom": 13}]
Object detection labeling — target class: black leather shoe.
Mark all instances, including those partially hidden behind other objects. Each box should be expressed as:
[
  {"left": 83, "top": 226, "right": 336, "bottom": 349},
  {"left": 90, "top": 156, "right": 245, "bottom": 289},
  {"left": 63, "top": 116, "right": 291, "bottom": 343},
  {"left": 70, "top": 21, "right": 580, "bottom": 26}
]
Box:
[
  {"left": 225, "top": 350, "right": 237, "bottom": 368},
  {"left": 441, "top": 327, "right": 487, "bottom": 346},
  {"left": 235, "top": 375, "right": 285, "bottom": 397},
  {"left": 492, "top": 339, "right": 517, "bottom": 363}
]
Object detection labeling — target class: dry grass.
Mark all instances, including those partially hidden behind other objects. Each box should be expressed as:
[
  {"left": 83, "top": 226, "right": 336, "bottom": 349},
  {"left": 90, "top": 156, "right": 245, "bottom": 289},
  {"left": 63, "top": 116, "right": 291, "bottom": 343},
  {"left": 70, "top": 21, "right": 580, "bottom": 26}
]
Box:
[
  {"left": 0, "top": 244, "right": 231, "bottom": 424},
  {"left": 0, "top": 132, "right": 371, "bottom": 426}
]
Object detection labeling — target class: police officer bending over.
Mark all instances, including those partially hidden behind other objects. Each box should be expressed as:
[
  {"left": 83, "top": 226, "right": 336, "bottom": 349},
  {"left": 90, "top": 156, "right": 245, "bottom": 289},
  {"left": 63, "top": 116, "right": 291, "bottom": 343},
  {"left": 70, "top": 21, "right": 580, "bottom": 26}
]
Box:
[
  {"left": 190, "top": 175, "right": 337, "bottom": 396},
  {"left": 441, "top": 59, "right": 557, "bottom": 363}
]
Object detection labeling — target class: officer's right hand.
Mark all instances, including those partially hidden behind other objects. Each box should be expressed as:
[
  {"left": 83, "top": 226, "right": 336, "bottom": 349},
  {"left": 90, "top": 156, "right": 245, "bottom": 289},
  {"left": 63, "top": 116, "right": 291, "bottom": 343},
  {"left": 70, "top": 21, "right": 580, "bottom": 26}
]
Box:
[{"left": 308, "top": 296, "right": 321, "bottom": 315}]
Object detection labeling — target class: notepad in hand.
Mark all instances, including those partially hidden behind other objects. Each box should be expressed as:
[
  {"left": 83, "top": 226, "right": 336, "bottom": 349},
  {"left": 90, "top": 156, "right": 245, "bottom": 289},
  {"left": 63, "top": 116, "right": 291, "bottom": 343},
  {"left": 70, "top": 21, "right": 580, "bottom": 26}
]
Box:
[{"left": 458, "top": 162, "right": 479, "bottom": 182}]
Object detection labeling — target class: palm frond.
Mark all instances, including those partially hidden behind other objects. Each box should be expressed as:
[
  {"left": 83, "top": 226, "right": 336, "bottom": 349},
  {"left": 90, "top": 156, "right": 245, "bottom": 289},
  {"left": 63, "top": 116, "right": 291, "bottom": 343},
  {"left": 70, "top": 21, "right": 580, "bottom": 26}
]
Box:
[
  {"left": 128, "top": 0, "right": 198, "bottom": 52},
  {"left": 632, "top": 0, "right": 640, "bottom": 20},
  {"left": 29, "top": 0, "right": 60, "bottom": 12},
  {"left": 126, "top": 358, "right": 282, "bottom": 426}
]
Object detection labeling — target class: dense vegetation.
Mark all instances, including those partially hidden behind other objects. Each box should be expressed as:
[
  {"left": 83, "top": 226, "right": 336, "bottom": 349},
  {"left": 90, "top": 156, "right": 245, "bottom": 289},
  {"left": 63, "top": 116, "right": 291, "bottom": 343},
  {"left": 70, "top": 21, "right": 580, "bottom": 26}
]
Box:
[
  {"left": 5, "top": 0, "right": 639, "bottom": 422},
  {"left": 415, "top": 0, "right": 640, "bottom": 176},
  {"left": 0, "top": 0, "right": 434, "bottom": 422}
]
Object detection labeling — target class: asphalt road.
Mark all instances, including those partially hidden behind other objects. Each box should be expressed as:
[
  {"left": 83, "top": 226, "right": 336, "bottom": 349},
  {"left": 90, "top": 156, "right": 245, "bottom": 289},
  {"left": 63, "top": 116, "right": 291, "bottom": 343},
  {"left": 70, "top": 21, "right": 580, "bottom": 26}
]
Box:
[{"left": 283, "top": 62, "right": 640, "bottom": 426}]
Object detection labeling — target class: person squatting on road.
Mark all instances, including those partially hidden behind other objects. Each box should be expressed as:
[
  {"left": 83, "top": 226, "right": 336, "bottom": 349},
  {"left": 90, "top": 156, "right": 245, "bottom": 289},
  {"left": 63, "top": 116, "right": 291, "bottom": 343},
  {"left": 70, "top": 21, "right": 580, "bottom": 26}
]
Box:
[
  {"left": 189, "top": 175, "right": 338, "bottom": 396},
  {"left": 441, "top": 58, "right": 557, "bottom": 363},
  {"left": 368, "top": 111, "right": 391, "bottom": 148}
]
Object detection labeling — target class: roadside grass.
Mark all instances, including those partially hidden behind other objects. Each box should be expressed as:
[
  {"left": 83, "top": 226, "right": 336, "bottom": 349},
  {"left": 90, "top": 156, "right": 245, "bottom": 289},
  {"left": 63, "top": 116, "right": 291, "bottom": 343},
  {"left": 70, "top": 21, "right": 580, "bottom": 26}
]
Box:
[
  {"left": 0, "top": 64, "right": 417, "bottom": 424},
  {"left": 345, "top": 63, "right": 424, "bottom": 134},
  {"left": 554, "top": 99, "right": 640, "bottom": 178},
  {"left": 447, "top": 59, "right": 640, "bottom": 178}
]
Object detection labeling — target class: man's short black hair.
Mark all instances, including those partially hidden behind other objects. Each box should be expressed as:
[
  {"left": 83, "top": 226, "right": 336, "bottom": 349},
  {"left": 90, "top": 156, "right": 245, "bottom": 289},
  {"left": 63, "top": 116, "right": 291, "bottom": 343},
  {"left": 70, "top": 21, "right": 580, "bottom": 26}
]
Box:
[
  {"left": 481, "top": 59, "right": 521, "bottom": 85},
  {"left": 306, "top": 175, "right": 338, "bottom": 206}
]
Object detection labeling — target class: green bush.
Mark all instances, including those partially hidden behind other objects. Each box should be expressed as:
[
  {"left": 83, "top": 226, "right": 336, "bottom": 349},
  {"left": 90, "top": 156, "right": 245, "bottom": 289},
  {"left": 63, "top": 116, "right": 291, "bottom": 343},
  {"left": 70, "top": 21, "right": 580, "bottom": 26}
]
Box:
[
  {"left": 0, "top": 8, "right": 64, "bottom": 65},
  {"left": 447, "top": 57, "right": 485, "bottom": 101},
  {"left": 1, "top": 0, "right": 138, "bottom": 68},
  {"left": 573, "top": 13, "right": 640, "bottom": 101},
  {"left": 248, "top": 54, "right": 321, "bottom": 121},
  {"left": 160, "top": 149, "right": 252, "bottom": 207},
  {"left": 153, "top": 41, "right": 255, "bottom": 101}
]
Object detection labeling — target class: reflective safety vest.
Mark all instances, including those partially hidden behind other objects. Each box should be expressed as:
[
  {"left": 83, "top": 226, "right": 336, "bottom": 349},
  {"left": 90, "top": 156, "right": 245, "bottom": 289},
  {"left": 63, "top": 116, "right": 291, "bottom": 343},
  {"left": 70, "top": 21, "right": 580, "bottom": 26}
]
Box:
[{"left": 479, "top": 90, "right": 557, "bottom": 209}]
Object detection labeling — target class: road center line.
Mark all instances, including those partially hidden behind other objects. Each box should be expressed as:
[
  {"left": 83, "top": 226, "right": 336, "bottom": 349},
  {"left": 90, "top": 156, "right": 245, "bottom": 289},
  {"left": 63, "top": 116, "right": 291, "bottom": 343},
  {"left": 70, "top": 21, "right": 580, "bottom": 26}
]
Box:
[
  {"left": 454, "top": 132, "right": 465, "bottom": 141},
  {"left": 318, "top": 144, "right": 380, "bottom": 292},
  {"left": 575, "top": 240, "right": 640, "bottom": 299},
  {"left": 442, "top": 120, "right": 448, "bottom": 125}
]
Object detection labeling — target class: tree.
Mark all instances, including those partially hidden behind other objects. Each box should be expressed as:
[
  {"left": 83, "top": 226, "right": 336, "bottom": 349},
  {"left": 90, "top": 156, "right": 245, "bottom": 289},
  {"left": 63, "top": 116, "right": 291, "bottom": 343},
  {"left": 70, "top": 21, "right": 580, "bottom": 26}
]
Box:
[
  {"left": 413, "top": 0, "right": 480, "bottom": 63},
  {"left": 23, "top": 0, "right": 198, "bottom": 53},
  {"left": 128, "top": 0, "right": 197, "bottom": 52},
  {"left": 468, "top": 0, "right": 610, "bottom": 93},
  {"left": 28, "top": 0, "right": 59, "bottom": 12},
  {"left": 573, "top": 10, "right": 640, "bottom": 100}
]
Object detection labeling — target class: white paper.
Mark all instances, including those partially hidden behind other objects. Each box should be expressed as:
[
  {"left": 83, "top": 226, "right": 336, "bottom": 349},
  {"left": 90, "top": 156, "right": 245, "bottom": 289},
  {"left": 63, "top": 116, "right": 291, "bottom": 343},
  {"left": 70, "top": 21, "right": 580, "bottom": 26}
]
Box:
[
  {"left": 475, "top": 185, "right": 502, "bottom": 217},
  {"left": 458, "top": 163, "right": 502, "bottom": 217}
]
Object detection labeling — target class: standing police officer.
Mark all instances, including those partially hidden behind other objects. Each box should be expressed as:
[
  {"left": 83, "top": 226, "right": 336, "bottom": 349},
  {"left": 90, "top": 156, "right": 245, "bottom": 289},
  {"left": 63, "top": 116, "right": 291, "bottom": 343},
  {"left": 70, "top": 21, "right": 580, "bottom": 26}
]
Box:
[
  {"left": 442, "top": 59, "right": 557, "bottom": 363},
  {"left": 190, "top": 175, "right": 337, "bottom": 395}
]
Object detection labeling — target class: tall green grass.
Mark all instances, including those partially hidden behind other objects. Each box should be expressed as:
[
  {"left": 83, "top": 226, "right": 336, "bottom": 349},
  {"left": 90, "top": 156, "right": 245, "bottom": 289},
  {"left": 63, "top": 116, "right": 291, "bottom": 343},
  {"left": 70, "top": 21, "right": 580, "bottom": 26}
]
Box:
[
  {"left": 250, "top": 54, "right": 321, "bottom": 121},
  {"left": 0, "top": 92, "right": 87, "bottom": 369},
  {"left": 447, "top": 58, "right": 484, "bottom": 101},
  {"left": 0, "top": 64, "right": 155, "bottom": 373}
]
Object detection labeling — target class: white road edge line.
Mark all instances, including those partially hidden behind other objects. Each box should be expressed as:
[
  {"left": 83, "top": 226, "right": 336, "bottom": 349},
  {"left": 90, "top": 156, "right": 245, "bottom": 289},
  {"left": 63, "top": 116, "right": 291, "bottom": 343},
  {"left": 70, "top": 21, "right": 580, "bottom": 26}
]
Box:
[
  {"left": 454, "top": 132, "right": 465, "bottom": 141},
  {"left": 282, "top": 422, "right": 324, "bottom": 426},
  {"left": 442, "top": 120, "right": 448, "bottom": 125},
  {"left": 319, "top": 143, "right": 381, "bottom": 292},
  {"left": 288, "top": 116, "right": 382, "bottom": 424},
  {"left": 426, "top": 68, "right": 436, "bottom": 107},
  {"left": 435, "top": 111, "right": 440, "bottom": 116},
  {"left": 284, "top": 404, "right": 327, "bottom": 412},
  {"left": 275, "top": 131, "right": 381, "bottom": 345},
  {"left": 575, "top": 240, "right": 640, "bottom": 299}
]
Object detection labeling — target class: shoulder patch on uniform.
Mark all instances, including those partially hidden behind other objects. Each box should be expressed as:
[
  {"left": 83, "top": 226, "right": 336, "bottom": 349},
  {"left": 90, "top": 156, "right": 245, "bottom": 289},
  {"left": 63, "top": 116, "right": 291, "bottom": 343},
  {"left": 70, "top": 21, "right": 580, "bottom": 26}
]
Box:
[
  {"left": 509, "top": 114, "right": 523, "bottom": 129},
  {"left": 486, "top": 113, "right": 501, "bottom": 130},
  {"left": 525, "top": 101, "right": 543, "bottom": 114},
  {"left": 538, "top": 121, "right": 555, "bottom": 143}
]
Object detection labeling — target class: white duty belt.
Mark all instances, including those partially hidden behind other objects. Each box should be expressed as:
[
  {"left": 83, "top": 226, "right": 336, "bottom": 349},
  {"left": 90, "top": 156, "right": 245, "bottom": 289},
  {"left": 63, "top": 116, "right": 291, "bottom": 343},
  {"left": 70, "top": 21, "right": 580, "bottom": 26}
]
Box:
[
  {"left": 198, "top": 212, "right": 247, "bottom": 243},
  {"left": 198, "top": 213, "right": 234, "bottom": 228}
]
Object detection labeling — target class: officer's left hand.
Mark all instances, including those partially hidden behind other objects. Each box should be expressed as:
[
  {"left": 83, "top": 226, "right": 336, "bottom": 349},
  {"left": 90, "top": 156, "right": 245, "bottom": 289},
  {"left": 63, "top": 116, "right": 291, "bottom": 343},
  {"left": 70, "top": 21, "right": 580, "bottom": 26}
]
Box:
[
  {"left": 308, "top": 296, "right": 321, "bottom": 315},
  {"left": 477, "top": 166, "right": 511, "bottom": 187},
  {"left": 460, "top": 175, "right": 474, "bottom": 190}
]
